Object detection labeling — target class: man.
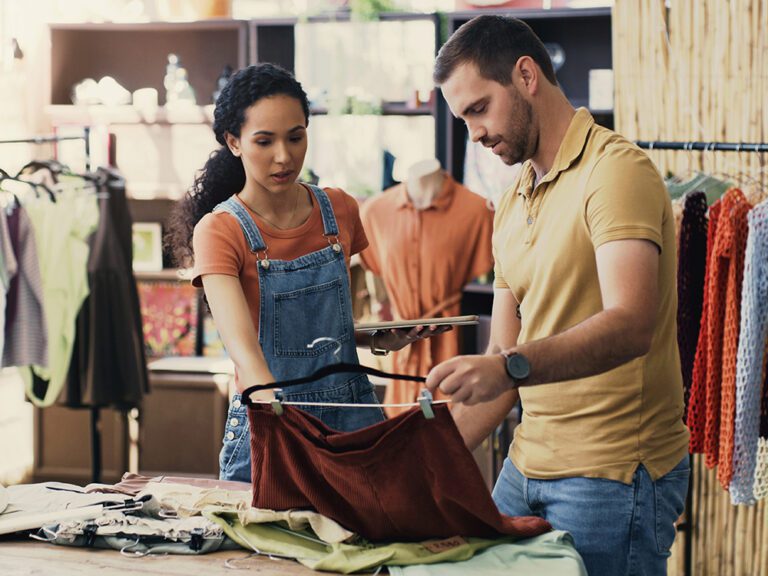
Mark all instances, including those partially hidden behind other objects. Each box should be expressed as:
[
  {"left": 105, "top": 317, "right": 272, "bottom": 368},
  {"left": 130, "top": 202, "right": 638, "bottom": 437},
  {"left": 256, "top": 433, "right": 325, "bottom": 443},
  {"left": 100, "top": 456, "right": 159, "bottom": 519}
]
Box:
[{"left": 426, "top": 15, "right": 690, "bottom": 576}]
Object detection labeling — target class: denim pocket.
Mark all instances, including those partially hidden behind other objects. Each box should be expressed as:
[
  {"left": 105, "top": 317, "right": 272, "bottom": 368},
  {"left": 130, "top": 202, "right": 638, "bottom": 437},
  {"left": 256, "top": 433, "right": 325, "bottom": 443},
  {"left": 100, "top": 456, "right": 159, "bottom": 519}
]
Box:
[
  {"left": 272, "top": 278, "right": 350, "bottom": 357},
  {"left": 653, "top": 458, "right": 690, "bottom": 554}
]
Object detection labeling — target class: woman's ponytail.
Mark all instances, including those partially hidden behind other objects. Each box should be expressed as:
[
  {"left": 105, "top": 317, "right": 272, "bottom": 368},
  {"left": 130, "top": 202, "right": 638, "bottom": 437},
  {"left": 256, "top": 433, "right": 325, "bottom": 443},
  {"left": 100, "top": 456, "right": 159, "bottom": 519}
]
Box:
[{"left": 165, "top": 146, "right": 245, "bottom": 267}]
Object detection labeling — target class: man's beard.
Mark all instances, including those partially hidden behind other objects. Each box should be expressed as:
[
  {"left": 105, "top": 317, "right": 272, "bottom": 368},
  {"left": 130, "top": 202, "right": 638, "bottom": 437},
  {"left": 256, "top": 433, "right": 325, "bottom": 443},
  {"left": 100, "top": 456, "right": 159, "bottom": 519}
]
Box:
[{"left": 501, "top": 91, "right": 534, "bottom": 165}]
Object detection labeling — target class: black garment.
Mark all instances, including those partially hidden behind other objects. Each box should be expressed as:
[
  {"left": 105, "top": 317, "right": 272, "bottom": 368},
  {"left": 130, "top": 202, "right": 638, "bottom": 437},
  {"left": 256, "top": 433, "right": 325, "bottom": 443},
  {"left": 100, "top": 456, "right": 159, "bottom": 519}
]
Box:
[
  {"left": 4, "top": 207, "right": 20, "bottom": 331},
  {"left": 676, "top": 191, "right": 708, "bottom": 421},
  {"left": 64, "top": 169, "right": 148, "bottom": 408}
]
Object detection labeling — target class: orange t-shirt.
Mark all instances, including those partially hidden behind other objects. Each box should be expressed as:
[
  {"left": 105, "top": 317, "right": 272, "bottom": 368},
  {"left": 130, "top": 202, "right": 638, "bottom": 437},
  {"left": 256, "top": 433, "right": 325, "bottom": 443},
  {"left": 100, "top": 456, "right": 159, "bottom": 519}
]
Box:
[
  {"left": 359, "top": 174, "right": 494, "bottom": 415},
  {"left": 192, "top": 185, "right": 368, "bottom": 338}
]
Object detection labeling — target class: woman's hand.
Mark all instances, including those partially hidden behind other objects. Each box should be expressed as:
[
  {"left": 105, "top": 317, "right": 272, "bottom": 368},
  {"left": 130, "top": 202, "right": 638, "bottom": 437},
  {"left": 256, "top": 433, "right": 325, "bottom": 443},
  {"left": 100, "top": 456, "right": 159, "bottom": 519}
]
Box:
[{"left": 374, "top": 325, "right": 453, "bottom": 352}]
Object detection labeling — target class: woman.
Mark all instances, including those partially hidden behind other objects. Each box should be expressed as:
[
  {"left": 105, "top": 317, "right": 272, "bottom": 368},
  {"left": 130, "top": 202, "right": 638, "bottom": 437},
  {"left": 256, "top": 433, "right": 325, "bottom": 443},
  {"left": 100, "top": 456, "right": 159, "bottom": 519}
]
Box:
[{"left": 167, "top": 64, "right": 440, "bottom": 482}]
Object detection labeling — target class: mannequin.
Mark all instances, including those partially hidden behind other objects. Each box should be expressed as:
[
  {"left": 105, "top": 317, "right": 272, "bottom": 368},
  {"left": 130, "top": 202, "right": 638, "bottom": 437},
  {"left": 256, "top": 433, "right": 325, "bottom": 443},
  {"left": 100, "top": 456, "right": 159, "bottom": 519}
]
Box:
[
  {"left": 359, "top": 159, "right": 494, "bottom": 416},
  {"left": 406, "top": 158, "right": 444, "bottom": 209}
]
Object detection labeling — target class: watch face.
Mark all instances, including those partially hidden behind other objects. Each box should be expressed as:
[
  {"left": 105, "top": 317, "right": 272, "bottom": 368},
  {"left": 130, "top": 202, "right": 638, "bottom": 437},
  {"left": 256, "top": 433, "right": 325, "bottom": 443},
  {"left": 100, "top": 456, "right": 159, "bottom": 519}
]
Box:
[{"left": 506, "top": 353, "right": 530, "bottom": 381}]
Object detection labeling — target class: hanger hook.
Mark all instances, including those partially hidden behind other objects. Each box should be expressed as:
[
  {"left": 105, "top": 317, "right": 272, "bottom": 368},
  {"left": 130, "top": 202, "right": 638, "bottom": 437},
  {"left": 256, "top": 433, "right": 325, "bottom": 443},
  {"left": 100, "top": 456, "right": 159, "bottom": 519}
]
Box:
[
  {"left": 704, "top": 142, "right": 714, "bottom": 172},
  {"left": 307, "top": 337, "right": 342, "bottom": 361},
  {"left": 683, "top": 142, "right": 693, "bottom": 174}
]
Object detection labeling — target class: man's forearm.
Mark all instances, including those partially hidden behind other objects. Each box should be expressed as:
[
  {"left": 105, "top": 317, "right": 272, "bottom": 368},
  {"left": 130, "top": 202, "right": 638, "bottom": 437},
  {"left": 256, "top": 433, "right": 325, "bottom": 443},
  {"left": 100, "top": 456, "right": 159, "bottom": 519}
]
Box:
[
  {"left": 511, "top": 307, "right": 653, "bottom": 387},
  {"left": 450, "top": 340, "right": 517, "bottom": 450},
  {"left": 451, "top": 388, "right": 519, "bottom": 450}
]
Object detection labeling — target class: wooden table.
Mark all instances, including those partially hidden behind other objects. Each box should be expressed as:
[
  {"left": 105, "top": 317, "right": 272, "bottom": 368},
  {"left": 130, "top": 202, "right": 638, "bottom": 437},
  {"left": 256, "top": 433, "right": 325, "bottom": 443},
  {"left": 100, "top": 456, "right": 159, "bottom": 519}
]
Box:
[{"left": 0, "top": 537, "right": 329, "bottom": 575}]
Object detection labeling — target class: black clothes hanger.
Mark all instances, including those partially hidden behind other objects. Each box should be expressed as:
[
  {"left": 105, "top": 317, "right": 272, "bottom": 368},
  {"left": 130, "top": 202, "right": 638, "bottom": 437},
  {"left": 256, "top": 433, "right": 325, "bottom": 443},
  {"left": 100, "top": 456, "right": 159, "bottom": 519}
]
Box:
[
  {"left": 241, "top": 362, "right": 425, "bottom": 403},
  {"left": 17, "top": 159, "right": 65, "bottom": 183},
  {"left": 0, "top": 168, "right": 56, "bottom": 202},
  {"left": 19, "top": 159, "right": 102, "bottom": 188},
  {"left": 241, "top": 362, "right": 437, "bottom": 419}
]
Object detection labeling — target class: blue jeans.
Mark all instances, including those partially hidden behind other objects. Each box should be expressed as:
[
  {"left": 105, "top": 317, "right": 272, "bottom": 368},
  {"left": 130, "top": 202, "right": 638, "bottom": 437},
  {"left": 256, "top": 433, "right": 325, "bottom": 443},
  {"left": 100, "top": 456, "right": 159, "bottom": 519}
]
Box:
[{"left": 492, "top": 456, "right": 689, "bottom": 576}]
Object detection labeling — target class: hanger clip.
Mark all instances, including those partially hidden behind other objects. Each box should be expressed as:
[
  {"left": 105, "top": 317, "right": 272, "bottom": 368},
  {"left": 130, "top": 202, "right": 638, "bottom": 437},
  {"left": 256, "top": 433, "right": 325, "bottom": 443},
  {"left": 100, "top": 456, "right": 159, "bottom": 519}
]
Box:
[
  {"left": 270, "top": 390, "right": 284, "bottom": 416},
  {"left": 418, "top": 389, "right": 435, "bottom": 419}
]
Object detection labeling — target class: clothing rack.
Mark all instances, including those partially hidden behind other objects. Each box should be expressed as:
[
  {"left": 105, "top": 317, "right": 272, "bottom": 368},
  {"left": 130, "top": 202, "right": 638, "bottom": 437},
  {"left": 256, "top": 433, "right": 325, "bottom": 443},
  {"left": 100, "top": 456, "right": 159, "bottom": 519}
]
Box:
[
  {"left": 636, "top": 140, "right": 768, "bottom": 153},
  {"left": 0, "top": 128, "right": 91, "bottom": 171},
  {"left": 0, "top": 130, "right": 103, "bottom": 483},
  {"left": 637, "top": 138, "right": 765, "bottom": 576}
]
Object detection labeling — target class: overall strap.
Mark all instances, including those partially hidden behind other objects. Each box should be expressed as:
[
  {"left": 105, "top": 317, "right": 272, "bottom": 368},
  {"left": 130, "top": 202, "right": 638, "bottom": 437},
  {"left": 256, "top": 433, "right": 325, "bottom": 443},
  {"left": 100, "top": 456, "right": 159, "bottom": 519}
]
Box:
[
  {"left": 308, "top": 185, "right": 340, "bottom": 238},
  {"left": 213, "top": 196, "right": 267, "bottom": 252}
]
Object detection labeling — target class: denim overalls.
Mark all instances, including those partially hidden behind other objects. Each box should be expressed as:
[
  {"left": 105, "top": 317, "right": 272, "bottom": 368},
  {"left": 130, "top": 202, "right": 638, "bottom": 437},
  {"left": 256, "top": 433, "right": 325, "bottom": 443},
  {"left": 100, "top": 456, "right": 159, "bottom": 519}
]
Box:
[{"left": 215, "top": 185, "right": 386, "bottom": 482}]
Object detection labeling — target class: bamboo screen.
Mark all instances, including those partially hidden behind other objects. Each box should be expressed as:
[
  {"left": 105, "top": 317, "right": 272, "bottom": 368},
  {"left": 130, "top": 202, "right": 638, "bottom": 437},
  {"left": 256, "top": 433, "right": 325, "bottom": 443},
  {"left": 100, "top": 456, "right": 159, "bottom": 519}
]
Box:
[
  {"left": 614, "top": 0, "right": 767, "bottom": 200},
  {"left": 613, "top": 1, "right": 768, "bottom": 575}
]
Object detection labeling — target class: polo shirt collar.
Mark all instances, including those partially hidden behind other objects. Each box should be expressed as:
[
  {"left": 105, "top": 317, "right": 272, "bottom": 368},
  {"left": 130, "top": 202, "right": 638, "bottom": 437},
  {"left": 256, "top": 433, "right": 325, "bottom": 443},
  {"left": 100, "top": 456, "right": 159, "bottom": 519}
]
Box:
[
  {"left": 517, "top": 107, "right": 594, "bottom": 196},
  {"left": 396, "top": 172, "right": 456, "bottom": 211}
]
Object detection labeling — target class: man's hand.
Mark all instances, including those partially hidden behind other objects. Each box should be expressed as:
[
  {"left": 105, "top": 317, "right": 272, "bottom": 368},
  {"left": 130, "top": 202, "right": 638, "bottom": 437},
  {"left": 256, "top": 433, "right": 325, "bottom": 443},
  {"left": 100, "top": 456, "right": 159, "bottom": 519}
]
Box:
[{"left": 426, "top": 354, "right": 511, "bottom": 405}]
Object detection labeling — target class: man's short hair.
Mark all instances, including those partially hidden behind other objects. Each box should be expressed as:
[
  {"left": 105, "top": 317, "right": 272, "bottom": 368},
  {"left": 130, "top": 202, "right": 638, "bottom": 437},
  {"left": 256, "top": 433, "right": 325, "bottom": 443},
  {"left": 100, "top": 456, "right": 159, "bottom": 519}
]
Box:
[{"left": 434, "top": 15, "right": 557, "bottom": 86}]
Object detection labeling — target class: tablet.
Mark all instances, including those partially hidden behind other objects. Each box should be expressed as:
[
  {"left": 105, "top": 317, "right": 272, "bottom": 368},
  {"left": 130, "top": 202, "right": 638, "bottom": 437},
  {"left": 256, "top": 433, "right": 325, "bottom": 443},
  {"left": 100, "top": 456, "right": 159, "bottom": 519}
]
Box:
[{"left": 354, "top": 315, "right": 479, "bottom": 332}]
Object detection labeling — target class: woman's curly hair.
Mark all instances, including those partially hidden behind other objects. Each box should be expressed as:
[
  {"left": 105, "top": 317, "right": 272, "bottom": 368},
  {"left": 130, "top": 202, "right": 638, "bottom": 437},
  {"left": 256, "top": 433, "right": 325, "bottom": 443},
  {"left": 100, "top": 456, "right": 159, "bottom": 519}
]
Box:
[{"left": 165, "top": 63, "right": 310, "bottom": 267}]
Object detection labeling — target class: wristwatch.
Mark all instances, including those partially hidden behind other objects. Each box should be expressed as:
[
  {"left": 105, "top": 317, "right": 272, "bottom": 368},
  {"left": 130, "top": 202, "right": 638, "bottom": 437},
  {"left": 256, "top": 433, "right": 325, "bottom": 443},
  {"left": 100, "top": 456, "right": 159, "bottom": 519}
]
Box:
[
  {"left": 370, "top": 331, "right": 389, "bottom": 356},
  {"left": 500, "top": 351, "right": 531, "bottom": 386}
]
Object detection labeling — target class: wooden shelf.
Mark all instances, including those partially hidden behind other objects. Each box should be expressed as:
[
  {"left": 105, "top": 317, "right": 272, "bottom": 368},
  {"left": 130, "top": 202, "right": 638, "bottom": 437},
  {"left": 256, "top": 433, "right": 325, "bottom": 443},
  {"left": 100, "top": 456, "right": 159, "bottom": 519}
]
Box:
[
  {"left": 46, "top": 104, "right": 215, "bottom": 125},
  {"left": 309, "top": 102, "right": 434, "bottom": 117}
]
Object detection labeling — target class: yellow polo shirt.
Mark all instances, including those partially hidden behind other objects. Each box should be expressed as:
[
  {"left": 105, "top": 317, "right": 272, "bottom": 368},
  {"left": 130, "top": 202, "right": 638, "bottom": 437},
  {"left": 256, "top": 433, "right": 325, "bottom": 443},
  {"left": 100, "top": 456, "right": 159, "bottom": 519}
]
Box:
[{"left": 494, "top": 108, "right": 689, "bottom": 483}]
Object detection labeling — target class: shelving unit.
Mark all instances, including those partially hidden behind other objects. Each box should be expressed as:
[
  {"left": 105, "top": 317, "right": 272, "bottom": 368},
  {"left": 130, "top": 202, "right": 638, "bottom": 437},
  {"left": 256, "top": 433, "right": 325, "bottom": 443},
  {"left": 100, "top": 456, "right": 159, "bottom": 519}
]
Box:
[
  {"left": 47, "top": 10, "right": 613, "bottom": 199},
  {"left": 250, "top": 12, "right": 443, "bottom": 173},
  {"left": 46, "top": 12, "right": 442, "bottom": 209},
  {"left": 48, "top": 21, "right": 247, "bottom": 206},
  {"left": 49, "top": 21, "right": 248, "bottom": 106},
  {"left": 441, "top": 7, "right": 613, "bottom": 181}
]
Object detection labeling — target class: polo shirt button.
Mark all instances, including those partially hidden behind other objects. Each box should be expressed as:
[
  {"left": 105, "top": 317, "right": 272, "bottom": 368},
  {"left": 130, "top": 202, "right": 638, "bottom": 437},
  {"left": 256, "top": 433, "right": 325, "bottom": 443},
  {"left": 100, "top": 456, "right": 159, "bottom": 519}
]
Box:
[
  {"left": 226, "top": 431, "right": 235, "bottom": 441},
  {"left": 527, "top": 216, "right": 534, "bottom": 225},
  {"left": 232, "top": 399, "right": 241, "bottom": 408},
  {"left": 230, "top": 417, "right": 239, "bottom": 427}
]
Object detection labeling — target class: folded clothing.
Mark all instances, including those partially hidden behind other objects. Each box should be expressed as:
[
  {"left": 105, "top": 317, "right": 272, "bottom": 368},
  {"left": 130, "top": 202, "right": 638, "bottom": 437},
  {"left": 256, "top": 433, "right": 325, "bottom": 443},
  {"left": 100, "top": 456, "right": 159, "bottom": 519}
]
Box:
[
  {"left": 85, "top": 471, "right": 251, "bottom": 496},
  {"left": 206, "top": 508, "right": 521, "bottom": 574},
  {"left": 0, "top": 484, "right": 8, "bottom": 514},
  {"left": 248, "top": 403, "right": 551, "bottom": 542},
  {"left": 387, "top": 530, "right": 587, "bottom": 576}
]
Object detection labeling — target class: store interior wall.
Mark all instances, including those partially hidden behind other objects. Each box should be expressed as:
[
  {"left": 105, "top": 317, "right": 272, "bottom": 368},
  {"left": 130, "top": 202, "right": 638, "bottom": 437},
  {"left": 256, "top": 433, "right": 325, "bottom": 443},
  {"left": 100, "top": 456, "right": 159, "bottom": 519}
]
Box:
[{"left": 613, "top": 1, "right": 768, "bottom": 575}]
